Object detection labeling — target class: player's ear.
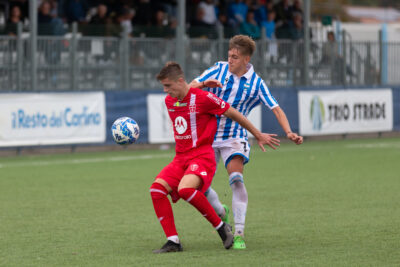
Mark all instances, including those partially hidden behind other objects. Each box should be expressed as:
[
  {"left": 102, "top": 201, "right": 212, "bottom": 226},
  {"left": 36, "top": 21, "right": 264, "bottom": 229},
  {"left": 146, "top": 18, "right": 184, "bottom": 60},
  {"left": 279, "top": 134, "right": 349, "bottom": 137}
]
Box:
[{"left": 178, "top": 77, "right": 185, "bottom": 84}]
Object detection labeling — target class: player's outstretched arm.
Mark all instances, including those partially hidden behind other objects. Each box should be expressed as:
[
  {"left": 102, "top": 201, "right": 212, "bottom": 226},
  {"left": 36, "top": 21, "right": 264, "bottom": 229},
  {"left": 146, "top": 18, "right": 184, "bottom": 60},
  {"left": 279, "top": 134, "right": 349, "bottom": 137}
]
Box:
[
  {"left": 272, "top": 106, "right": 303, "bottom": 145},
  {"left": 223, "top": 107, "right": 280, "bottom": 151},
  {"left": 189, "top": 79, "right": 223, "bottom": 89}
]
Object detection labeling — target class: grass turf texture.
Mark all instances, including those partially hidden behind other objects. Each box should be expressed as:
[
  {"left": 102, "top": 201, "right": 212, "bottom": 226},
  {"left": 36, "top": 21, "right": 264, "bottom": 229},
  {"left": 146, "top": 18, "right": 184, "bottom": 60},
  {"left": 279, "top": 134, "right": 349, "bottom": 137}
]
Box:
[{"left": 1, "top": 138, "right": 399, "bottom": 266}]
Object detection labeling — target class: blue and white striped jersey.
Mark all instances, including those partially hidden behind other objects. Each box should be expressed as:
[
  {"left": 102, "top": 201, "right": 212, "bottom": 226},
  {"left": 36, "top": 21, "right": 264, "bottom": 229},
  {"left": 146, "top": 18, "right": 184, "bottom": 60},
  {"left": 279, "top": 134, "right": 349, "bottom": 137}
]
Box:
[{"left": 195, "top": 61, "right": 279, "bottom": 141}]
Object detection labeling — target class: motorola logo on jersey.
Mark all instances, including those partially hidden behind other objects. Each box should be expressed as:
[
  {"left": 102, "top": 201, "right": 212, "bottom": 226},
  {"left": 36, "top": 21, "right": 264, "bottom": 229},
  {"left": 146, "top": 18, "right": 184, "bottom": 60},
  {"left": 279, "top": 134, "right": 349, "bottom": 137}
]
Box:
[{"left": 174, "top": 116, "right": 187, "bottom": 134}]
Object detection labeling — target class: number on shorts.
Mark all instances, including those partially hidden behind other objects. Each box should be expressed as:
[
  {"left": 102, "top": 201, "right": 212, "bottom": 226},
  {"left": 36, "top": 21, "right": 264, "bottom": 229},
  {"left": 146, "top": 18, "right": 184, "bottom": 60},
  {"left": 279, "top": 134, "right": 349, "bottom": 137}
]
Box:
[{"left": 241, "top": 142, "right": 247, "bottom": 153}]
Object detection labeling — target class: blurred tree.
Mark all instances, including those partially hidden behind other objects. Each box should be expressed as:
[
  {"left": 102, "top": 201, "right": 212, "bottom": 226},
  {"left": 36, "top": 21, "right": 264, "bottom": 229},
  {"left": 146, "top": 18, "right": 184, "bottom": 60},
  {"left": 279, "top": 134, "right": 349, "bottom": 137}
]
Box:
[{"left": 312, "top": 0, "right": 357, "bottom": 22}]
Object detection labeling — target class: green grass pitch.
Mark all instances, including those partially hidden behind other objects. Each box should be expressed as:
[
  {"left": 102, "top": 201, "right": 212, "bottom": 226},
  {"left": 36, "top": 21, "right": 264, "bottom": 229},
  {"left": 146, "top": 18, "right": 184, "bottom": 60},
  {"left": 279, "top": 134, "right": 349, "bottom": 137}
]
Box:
[{"left": 1, "top": 138, "right": 400, "bottom": 266}]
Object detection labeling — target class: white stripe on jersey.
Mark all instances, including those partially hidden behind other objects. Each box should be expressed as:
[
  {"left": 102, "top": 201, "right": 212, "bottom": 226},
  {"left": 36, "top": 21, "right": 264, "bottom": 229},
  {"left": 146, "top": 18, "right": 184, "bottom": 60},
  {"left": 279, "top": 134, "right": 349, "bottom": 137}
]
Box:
[
  {"left": 195, "top": 61, "right": 278, "bottom": 141},
  {"left": 189, "top": 93, "right": 198, "bottom": 147}
]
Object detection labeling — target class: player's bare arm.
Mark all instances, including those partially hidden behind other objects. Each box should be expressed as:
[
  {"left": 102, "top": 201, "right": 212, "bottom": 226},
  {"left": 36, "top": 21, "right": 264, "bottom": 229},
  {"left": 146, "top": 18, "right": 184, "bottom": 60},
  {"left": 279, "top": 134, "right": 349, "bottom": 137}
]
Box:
[
  {"left": 223, "top": 107, "right": 280, "bottom": 151},
  {"left": 272, "top": 106, "right": 303, "bottom": 145},
  {"left": 189, "top": 79, "right": 223, "bottom": 89}
]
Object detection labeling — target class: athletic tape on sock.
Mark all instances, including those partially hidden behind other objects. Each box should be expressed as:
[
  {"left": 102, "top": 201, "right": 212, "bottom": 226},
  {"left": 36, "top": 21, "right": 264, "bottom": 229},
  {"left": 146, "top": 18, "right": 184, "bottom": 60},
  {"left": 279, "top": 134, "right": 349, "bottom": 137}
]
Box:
[{"left": 229, "top": 172, "right": 244, "bottom": 185}]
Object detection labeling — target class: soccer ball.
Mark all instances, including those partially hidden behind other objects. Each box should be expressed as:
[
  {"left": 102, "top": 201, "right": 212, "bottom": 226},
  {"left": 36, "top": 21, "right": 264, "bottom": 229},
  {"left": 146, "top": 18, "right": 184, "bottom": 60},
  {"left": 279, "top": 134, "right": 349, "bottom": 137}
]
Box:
[{"left": 111, "top": 117, "right": 140, "bottom": 145}]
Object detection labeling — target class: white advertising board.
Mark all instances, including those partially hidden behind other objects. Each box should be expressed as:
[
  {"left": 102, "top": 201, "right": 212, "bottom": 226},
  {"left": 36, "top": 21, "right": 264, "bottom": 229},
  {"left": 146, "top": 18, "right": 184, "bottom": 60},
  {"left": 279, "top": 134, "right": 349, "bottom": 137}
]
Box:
[
  {"left": 298, "top": 89, "right": 393, "bottom": 136},
  {"left": 147, "top": 94, "right": 261, "bottom": 144},
  {"left": 0, "top": 92, "right": 106, "bottom": 146}
]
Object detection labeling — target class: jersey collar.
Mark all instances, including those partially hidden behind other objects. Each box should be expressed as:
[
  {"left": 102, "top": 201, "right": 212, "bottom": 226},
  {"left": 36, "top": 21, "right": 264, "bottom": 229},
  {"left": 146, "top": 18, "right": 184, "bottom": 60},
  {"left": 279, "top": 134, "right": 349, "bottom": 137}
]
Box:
[{"left": 227, "top": 63, "right": 254, "bottom": 81}]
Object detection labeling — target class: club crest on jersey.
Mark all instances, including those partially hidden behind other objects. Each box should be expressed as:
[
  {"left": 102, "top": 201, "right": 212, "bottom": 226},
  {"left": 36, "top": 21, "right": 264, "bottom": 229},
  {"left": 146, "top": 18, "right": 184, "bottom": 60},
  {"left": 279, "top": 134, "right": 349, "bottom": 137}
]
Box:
[
  {"left": 174, "top": 116, "right": 187, "bottom": 134},
  {"left": 190, "top": 164, "right": 199, "bottom": 171},
  {"left": 173, "top": 101, "right": 187, "bottom": 107},
  {"left": 244, "top": 82, "right": 251, "bottom": 90}
]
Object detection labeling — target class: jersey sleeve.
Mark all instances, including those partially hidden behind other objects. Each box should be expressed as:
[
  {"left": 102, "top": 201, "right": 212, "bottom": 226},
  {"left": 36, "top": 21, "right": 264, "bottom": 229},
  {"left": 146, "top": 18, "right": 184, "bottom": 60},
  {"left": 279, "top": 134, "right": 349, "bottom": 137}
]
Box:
[
  {"left": 258, "top": 80, "right": 279, "bottom": 109},
  {"left": 194, "top": 62, "right": 221, "bottom": 83},
  {"left": 203, "top": 91, "right": 230, "bottom": 115}
]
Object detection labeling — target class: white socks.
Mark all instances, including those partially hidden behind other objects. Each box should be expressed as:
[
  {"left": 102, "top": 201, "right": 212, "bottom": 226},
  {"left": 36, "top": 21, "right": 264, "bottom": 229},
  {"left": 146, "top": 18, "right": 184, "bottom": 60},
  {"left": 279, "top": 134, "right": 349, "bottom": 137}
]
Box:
[
  {"left": 205, "top": 187, "right": 225, "bottom": 217},
  {"left": 230, "top": 172, "right": 247, "bottom": 236},
  {"left": 205, "top": 172, "right": 248, "bottom": 236},
  {"left": 167, "top": 235, "right": 180, "bottom": 244}
]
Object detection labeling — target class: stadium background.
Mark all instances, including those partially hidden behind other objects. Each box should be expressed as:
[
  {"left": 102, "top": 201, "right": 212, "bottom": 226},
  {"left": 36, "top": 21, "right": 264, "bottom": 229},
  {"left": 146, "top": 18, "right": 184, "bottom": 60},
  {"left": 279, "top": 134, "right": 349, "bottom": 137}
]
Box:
[{"left": 1, "top": 1, "right": 400, "bottom": 266}]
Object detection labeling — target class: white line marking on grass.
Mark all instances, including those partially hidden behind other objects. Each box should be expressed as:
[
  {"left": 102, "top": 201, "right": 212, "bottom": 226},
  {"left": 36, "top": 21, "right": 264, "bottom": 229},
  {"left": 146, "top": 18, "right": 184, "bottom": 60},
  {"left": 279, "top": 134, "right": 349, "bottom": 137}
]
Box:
[{"left": 0, "top": 153, "right": 172, "bottom": 169}]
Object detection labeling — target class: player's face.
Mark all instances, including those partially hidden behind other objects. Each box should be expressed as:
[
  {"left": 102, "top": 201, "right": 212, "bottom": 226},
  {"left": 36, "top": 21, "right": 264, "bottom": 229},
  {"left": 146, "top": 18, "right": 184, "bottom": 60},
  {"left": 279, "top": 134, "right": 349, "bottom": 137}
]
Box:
[
  {"left": 160, "top": 77, "right": 184, "bottom": 99},
  {"left": 228, "top": 48, "right": 250, "bottom": 76}
]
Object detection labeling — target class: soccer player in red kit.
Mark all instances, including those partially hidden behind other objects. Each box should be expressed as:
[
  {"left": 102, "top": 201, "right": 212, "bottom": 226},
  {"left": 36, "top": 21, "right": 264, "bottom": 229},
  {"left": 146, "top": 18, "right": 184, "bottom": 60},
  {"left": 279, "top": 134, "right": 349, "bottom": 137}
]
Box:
[{"left": 150, "top": 62, "right": 280, "bottom": 253}]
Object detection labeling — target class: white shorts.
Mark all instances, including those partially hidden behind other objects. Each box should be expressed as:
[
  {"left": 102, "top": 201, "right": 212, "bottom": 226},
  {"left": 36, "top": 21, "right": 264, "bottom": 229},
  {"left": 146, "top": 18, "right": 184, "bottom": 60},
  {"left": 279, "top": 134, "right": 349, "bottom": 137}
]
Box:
[{"left": 213, "top": 138, "right": 250, "bottom": 168}]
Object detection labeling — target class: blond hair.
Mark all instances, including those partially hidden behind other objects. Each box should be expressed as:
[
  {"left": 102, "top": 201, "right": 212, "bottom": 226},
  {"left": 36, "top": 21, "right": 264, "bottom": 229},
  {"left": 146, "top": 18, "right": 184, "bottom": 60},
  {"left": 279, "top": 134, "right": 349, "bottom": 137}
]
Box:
[{"left": 229, "top": 35, "right": 256, "bottom": 57}]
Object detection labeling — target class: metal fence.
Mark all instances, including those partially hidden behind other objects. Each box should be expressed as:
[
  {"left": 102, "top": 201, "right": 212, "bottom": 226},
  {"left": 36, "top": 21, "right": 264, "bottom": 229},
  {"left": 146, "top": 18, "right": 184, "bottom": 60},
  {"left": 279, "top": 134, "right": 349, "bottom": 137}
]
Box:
[{"left": 0, "top": 26, "right": 399, "bottom": 91}]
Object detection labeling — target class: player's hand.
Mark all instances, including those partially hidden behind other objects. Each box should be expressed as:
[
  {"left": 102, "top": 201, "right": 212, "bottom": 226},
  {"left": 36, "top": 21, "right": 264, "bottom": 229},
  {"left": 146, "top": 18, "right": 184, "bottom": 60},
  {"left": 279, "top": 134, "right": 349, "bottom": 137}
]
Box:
[
  {"left": 203, "top": 79, "right": 222, "bottom": 88},
  {"left": 287, "top": 132, "right": 303, "bottom": 145},
  {"left": 257, "top": 133, "right": 280, "bottom": 152}
]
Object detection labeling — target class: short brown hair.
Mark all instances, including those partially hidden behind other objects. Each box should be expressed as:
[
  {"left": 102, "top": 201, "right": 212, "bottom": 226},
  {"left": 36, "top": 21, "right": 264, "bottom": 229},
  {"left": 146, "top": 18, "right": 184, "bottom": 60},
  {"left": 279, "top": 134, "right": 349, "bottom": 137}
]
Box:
[
  {"left": 229, "top": 35, "right": 256, "bottom": 57},
  {"left": 156, "top": 61, "right": 184, "bottom": 81}
]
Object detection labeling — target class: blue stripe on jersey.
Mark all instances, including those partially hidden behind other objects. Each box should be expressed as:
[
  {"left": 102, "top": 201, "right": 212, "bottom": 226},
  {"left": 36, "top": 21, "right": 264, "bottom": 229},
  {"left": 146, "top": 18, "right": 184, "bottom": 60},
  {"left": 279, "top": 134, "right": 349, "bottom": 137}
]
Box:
[
  {"left": 271, "top": 95, "right": 278, "bottom": 104},
  {"left": 232, "top": 73, "right": 256, "bottom": 138},
  {"left": 219, "top": 65, "right": 229, "bottom": 86},
  {"left": 239, "top": 77, "right": 262, "bottom": 137},
  {"left": 222, "top": 75, "right": 234, "bottom": 101},
  {"left": 260, "top": 83, "right": 277, "bottom": 107},
  {"left": 215, "top": 116, "right": 221, "bottom": 141},
  {"left": 214, "top": 72, "right": 233, "bottom": 141},
  {"left": 232, "top": 77, "right": 247, "bottom": 108},
  {"left": 247, "top": 99, "right": 261, "bottom": 115},
  {"left": 243, "top": 99, "right": 261, "bottom": 139},
  {"left": 222, "top": 76, "right": 246, "bottom": 140},
  {"left": 213, "top": 65, "right": 230, "bottom": 141},
  {"left": 213, "top": 63, "right": 223, "bottom": 96},
  {"left": 216, "top": 64, "right": 229, "bottom": 99},
  {"left": 242, "top": 77, "right": 261, "bottom": 117},
  {"left": 199, "top": 68, "right": 220, "bottom": 82},
  {"left": 198, "top": 63, "right": 223, "bottom": 95},
  {"left": 215, "top": 62, "right": 223, "bottom": 80}
]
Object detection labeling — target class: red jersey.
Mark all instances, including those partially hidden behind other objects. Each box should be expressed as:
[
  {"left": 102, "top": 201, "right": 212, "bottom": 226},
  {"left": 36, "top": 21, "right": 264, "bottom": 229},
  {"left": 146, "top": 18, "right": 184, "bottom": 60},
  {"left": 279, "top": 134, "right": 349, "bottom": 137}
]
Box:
[{"left": 165, "top": 87, "right": 230, "bottom": 154}]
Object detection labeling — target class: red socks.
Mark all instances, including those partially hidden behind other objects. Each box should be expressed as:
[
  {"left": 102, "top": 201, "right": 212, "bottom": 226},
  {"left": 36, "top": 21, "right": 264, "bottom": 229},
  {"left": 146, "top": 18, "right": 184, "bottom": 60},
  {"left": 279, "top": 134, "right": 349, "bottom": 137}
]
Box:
[
  {"left": 150, "top": 183, "right": 177, "bottom": 238},
  {"left": 178, "top": 187, "right": 222, "bottom": 228},
  {"left": 150, "top": 183, "right": 223, "bottom": 240}
]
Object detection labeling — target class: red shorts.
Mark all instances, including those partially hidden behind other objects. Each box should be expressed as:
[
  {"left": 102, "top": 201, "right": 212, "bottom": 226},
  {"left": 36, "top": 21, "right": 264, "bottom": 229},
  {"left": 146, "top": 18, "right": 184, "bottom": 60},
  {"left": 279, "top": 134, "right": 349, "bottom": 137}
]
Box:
[{"left": 156, "top": 146, "right": 216, "bottom": 202}]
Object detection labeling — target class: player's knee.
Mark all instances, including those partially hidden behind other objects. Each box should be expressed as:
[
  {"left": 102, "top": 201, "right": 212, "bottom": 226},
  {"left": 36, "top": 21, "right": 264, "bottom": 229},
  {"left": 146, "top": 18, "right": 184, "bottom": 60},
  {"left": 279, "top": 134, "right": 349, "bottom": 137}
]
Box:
[
  {"left": 149, "top": 182, "right": 169, "bottom": 200},
  {"left": 178, "top": 187, "right": 196, "bottom": 202},
  {"left": 204, "top": 187, "right": 211, "bottom": 196}
]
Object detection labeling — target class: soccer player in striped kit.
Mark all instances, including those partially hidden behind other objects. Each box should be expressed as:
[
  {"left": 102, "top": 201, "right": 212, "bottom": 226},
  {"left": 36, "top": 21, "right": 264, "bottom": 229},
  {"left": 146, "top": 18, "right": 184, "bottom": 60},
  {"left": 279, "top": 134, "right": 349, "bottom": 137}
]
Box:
[
  {"left": 151, "top": 61, "right": 280, "bottom": 253},
  {"left": 189, "top": 35, "right": 303, "bottom": 249}
]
